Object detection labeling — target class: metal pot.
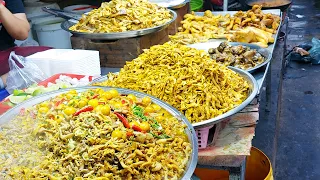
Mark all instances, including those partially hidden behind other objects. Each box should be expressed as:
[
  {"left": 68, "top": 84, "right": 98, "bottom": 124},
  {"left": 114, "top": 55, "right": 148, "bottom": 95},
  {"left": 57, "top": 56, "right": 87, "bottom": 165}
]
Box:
[{"left": 245, "top": 0, "right": 292, "bottom": 11}]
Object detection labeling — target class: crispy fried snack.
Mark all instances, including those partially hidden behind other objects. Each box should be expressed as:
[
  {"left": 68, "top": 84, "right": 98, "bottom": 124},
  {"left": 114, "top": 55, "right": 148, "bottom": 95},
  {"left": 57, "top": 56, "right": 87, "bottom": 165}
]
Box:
[
  {"left": 93, "top": 42, "right": 250, "bottom": 123},
  {"left": 169, "top": 5, "right": 280, "bottom": 45},
  {"left": 226, "top": 26, "right": 275, "bottom": 48},
  {"left": 233, "top": 5, "right": 281, "bottom": 34},
  {"left": 169, "top": 11, "right": 232, "bottom": 44},
  {"left": 69, "top": 0, "right": 172, "bottom": 33}
]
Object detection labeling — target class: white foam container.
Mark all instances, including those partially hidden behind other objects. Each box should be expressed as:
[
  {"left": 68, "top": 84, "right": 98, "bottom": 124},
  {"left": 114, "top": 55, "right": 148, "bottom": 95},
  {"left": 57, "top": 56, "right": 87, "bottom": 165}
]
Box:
[
  {"left": 33, "top": 17, "right": 72, "bottom": 49},
  {"left": 26, "top": 49, "right": 101, "bottom": 77}
]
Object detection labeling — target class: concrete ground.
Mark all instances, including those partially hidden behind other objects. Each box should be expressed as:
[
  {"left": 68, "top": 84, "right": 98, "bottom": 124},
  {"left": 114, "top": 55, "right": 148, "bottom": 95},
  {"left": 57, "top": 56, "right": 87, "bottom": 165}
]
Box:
[{"left": 253, "top": 0, "right": 320, "bottom": 179}]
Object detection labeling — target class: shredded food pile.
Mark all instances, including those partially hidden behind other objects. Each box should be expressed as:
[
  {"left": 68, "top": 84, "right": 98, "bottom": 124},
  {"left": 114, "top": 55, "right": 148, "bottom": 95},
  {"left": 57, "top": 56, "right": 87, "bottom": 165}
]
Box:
[
  {"left": 93, "top": 42, "right": 250, "bottom": 123},
  {"left": 69, "top": 0, "right": 172, "bottom": 33},
  {"left": 0, "top": 89, "right": 191, "bottom": 179}
]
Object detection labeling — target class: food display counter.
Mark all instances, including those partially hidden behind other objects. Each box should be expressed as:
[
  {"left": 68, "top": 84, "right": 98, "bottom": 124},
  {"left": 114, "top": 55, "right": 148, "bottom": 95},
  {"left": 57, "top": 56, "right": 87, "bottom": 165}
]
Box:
[{"left": 0, "top": 2, "right": 284, "bottom": 179}]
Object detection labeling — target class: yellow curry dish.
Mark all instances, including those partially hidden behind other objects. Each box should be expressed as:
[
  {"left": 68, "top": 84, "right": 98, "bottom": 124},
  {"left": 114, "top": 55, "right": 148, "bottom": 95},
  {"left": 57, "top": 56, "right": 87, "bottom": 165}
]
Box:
[
  {"left": 69, "top": 0, "right": 173, "bottom": 33},
  {"left": 92, "top": 42, "right": 251, "bottom": 124},
  {"left": 0, "top": 88, "right": 192, "bottom": 179}
]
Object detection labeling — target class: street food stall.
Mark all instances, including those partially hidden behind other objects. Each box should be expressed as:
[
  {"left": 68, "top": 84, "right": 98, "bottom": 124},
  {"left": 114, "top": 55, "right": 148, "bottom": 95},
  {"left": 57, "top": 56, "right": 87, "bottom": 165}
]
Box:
[{"left": 0, "top": 1, "right": 284, "bottom": 179}]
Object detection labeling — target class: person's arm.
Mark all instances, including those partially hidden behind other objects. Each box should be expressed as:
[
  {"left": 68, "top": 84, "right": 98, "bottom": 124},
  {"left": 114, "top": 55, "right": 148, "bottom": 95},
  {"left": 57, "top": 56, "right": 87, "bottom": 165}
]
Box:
[{"left": 0, "top": 2, "right": 30, "bottom": 40}]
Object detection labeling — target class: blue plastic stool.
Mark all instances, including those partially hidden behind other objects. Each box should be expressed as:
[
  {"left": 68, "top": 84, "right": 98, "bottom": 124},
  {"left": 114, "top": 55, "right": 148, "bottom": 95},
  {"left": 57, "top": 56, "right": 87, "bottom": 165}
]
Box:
[{"left": 0, "top": 89, "right": 10, "bottom": 101}]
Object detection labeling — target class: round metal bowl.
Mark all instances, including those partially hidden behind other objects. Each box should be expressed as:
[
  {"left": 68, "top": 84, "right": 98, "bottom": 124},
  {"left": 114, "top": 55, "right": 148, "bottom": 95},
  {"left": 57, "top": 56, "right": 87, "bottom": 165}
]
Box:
[
  {"left": 192, "top": 66, "right": 259, "bottom": 128},
  {"left": 149, "top": 0, "right": 190, "bottom": 9},
  {"left": 188, "top": 42, "right": 272, "bottom": 73},
  {"left": 0, "top": 86, "right": 198, "bottom": 179},
  {"left": 61, "top": 10, "right": 177, "bottom": 40},
  {"left": 90, "top": 67, "right": 259, "bottom": 129}
]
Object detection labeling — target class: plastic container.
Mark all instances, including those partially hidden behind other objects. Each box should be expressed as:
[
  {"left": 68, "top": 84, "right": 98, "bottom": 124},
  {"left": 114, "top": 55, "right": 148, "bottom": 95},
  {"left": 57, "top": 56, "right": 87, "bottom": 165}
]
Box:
[
  {"left": 63, "top": 5, "right": 94, "bottom": 14},
  {"left": 196, "top": 125, "right": 214, "bottom": 149},
  {"left": 33, "top": 17, "right": 72, "bottom": 49},
  {"left": 0, "top": 89, "right": 10, "bottom": 101},
  {"left": 38, "top": 73, "right": 94, "bottom": 87},
  {"left": 194, "top": 147, "right": 273, "bottom": 180},
  {"left": 24, "top": 1, "right": 60, "bottom": 20},
  {"left": 246, "top": 147, "right": 273, "bottom": 180},
  {"left": 0, "top": 73, "right": 95, "bottom": 115},
  {"left": 190, "top": 0, "right": 203, "bottom": 11}
]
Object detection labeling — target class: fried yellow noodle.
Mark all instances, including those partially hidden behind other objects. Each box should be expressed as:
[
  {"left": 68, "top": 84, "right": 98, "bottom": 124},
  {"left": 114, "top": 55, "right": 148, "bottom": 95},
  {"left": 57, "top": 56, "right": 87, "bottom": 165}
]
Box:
[
  {"left": 0, "top": 89, "right": 191, "bottom": 179},
  {"left": 69, "top": 0, "right": 172, "bottom": 33},
  {"left": 93, "top": 42, "right": 250, "bottom": 123}
]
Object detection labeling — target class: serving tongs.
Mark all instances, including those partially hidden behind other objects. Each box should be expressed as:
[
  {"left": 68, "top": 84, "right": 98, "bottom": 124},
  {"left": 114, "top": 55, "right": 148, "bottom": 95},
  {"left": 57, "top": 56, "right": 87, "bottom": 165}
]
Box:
[{"left": 41, "top": 7, "right": 83, "bottom": 23}]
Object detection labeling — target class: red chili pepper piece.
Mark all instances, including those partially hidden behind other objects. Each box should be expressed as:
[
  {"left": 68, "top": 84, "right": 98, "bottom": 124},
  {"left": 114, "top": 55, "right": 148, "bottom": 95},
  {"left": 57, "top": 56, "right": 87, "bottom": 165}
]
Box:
[
  {"left": 114, "top": 112, "right": 130, "bottom": 128},
  {"left": 47, "top": 114, "right": 55, "bottom": 119},
  {"left": 92, "top": 94, "right": 99, "bottom": 99},
  {"left": 55, "top": 98, "right": 66, "bottom": 107},
  {"left": 121, "top": 100, "right": 126, "bottom": 104},
  {"left": 132, "top": 125, "right": 143, "bottom": 132},
  {"left": 73, "top": 106, "right": 94, "bottom": 116},
  {"left": 126, "top": 130, "right": 134, "bottom": 137}
]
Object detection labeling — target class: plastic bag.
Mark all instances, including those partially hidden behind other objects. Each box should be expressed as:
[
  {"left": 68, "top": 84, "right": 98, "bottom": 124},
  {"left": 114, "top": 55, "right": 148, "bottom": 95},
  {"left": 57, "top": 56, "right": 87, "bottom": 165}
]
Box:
[
  {"left": 5, "top": 52, "right": 47, "bottom": 94},
  {"left": 308, "top": 38, "right": 320, "bottom": 65}
]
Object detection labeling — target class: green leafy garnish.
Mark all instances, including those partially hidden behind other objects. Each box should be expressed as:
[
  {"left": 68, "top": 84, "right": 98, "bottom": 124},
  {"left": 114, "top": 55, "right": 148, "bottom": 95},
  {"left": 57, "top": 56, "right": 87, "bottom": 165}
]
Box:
[
  {"left": 132, "top": 105, "right": 147, "bottom": 121},
  {"left": 150, "top": 132, "right": 171, "bottom": 139}
]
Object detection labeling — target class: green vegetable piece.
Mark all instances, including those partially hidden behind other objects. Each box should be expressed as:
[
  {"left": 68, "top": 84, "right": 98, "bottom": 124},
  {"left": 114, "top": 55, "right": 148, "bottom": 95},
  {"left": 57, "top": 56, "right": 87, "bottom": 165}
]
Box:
[
  {"left": 13, "top": 89, "right": 26, "bottom": 96},
  {"left": 9, "top": 95, "right": 27, "bottom": 104},
  {"left": 32, "top": 89, "right": 44, "bottom": 96}
]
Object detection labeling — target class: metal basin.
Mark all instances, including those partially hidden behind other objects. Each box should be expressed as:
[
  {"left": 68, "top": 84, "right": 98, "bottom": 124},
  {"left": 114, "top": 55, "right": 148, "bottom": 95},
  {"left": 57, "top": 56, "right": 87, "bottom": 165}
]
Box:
[
  {"left": 61, "top": 10, "right": 177, "bottom": 40},
  {"left": 90, "top": 67, "right": 259, "bottom": 129},
  {"left": 0, "top": 86, "right": 198, "bottom": 179},
  {"left": 188, "top": 42, "right": 272, "bottom": 73}
]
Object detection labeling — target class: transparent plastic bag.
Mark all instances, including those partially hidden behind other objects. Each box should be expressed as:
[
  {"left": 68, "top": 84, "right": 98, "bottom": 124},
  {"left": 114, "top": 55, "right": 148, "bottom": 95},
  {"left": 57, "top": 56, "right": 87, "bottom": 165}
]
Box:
[
  {"left": 309, "top": 38, "right": 320, "bottom": 65},
  {"left": 5, "top": 52, "right": 47, "bottom": 94}
]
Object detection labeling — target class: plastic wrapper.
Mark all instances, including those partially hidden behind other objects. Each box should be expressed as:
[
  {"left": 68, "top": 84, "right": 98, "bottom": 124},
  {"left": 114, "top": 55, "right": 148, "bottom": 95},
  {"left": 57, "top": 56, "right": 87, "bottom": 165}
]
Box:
[
  {"left": 5, "top": 52, "right": 47, "bottom": 94},
  {"left": 289, "top": 38, "right": 320, "bottom": 64},
  {"left": 308, "top": 38, "right": 320, "bottom": 64}
]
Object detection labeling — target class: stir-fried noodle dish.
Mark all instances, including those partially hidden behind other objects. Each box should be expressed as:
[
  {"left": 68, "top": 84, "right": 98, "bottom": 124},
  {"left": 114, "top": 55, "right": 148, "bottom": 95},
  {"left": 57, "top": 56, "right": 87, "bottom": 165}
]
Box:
[{"left": 0, "top": 88, "right": 192, "bottom": 179}]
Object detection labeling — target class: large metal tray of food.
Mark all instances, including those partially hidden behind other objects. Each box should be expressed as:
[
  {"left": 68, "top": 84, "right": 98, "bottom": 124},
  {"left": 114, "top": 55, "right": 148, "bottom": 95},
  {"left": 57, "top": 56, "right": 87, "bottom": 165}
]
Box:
[
  {"left": 0, "top": 86, "right": 197, "bottom": 179},
  {"left": 61, "top": 10, "right": 177, "bottom": 40},
  {"left": 188, "top": 42, "right": 272, "bottom": 73},
  {"left": 90, "top": 67, "right": 259, "bottom": 128},
  {"left": 192, "top": 66, "right": 258, "bottom": 128}
]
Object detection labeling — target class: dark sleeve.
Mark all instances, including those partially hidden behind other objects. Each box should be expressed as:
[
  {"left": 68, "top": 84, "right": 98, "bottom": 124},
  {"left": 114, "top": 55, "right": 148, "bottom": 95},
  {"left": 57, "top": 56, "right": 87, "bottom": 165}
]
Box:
[{"left": 5, "top": 0, "right": 25, "bottom": 14}]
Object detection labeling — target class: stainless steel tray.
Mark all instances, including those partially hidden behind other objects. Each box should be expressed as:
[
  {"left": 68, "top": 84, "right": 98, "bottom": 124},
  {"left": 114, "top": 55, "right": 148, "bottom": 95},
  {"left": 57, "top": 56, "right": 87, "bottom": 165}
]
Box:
[
  {"left": 193, "top": 66, "right": 258, "bottom": 128},
  {"left": 188, "top": 42, "right": 272, "bottom": 73},
  {"left": 168, "top": 0, "right": 189, "bottom": 9},
  {"left": 61, "top": 10, "right": 177, "bottom": 40},
  {"left": 89, "top": 67, "right": 259, "bottom": 129},
  {"left": 0, "top": 86, "right": 197, "bottom": 179}
]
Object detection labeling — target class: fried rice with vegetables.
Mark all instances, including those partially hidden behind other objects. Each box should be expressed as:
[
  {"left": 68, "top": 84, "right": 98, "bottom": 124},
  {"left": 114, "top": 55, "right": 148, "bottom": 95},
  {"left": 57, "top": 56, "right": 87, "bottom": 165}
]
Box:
[{"left": 0, "top": 89, "right": 192, "bottom": 179}]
